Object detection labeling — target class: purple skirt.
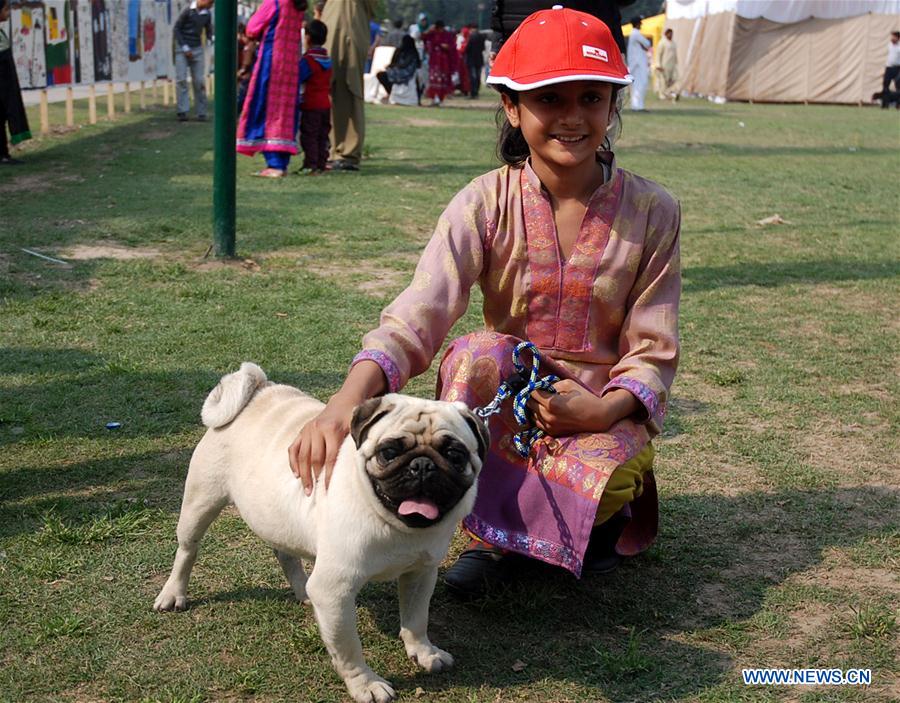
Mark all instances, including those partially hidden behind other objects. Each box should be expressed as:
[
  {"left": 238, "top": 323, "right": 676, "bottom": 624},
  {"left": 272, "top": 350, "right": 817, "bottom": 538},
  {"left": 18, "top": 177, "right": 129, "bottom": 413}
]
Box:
[{"left": 436, "top": 331, "right": 659, "bottom": 577}]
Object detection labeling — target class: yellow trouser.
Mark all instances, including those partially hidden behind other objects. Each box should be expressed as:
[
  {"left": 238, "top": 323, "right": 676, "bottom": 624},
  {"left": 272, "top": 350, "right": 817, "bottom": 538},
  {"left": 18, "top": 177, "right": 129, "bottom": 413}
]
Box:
[{"left": 594, "top": 443, "right": 655, "bottom": 526}]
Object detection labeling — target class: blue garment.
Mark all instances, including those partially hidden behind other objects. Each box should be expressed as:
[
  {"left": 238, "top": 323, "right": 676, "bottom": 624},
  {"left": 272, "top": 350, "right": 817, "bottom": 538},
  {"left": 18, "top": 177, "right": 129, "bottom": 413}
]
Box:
[{"left": 263, "top": 151, "right": 290, "bottom": 170}]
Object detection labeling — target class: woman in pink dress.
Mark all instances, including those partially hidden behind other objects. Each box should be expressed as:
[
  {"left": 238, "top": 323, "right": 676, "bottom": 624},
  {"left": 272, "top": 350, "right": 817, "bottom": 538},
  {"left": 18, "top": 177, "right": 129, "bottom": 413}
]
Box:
[
  {"left": 290, "top": 8, "right": 680, "bottom": 599},
  {"left": 423, "top": 20, "right": 458, "bottom": 106},
  {"left": 236, "top": 0, "right": 306, "bottom": 177}
]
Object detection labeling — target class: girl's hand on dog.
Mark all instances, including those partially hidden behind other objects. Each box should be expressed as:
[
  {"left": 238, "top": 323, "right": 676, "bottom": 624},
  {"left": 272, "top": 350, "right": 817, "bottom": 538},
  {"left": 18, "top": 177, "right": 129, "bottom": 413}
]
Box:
[
  {"left": 289, "top": 360, "right": 388, "bottom": 494},
  {"left": 527, "top": 381, "right": 640, "bottom": 436},
  {"left": 289, "top": 394, "right": 356, "bottom": 494}
]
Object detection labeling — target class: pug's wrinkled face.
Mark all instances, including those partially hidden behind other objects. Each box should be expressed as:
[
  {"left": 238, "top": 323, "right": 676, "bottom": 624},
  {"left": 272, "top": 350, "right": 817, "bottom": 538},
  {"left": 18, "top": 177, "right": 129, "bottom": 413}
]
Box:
[{"left": 351, "top": 395, "right": 490, "bottom": 528}]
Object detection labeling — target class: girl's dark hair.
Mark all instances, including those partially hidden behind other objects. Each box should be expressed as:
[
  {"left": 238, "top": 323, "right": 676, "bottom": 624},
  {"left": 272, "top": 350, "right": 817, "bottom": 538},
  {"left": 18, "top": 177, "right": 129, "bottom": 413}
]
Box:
[
  {"left": 293, "top": 0, "right": 308, "bottom": 11},
  {"left": 494, "top": 84, "right": 623, "bottom": 166}
]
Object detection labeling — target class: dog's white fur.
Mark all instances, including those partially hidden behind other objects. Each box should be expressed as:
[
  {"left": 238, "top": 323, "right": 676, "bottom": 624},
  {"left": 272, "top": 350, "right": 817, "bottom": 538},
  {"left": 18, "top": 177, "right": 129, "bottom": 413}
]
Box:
[{"left": 154, "top": 364, "right": 483, "bottom": 703}]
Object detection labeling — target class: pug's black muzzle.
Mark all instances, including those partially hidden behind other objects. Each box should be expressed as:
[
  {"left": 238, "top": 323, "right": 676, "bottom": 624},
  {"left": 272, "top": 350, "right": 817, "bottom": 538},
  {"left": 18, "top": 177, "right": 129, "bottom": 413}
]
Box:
[{"left": 368, "top": 447, "right": 473, "bottom": 528}]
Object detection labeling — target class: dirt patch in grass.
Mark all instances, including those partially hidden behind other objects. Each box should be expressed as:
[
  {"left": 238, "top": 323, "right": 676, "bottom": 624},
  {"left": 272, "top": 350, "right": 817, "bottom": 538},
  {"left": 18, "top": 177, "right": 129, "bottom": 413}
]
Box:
[
  {"left": 406, "top": 118, "right": 446, "bottom": 128},
  {"left": 304, "top": 260, "right": 407, "bottom": 296},
  {"left": 60, "top": 243, "right": 163, "bottom": 261},
  {"left": 192, "top": 257, "right": 262, "bottom": 273},
  {"left": 796, "top": 418, "right": 893, "bottom": 484},
  {"left": 792, "top": 565, "right": 899, "bottom": 597},
  {"left": 722, "top": 531, "right": 810, "bottom": 582},
  {"left": 140, "top": 129, "right": 176, "bottom": 140},
  {"left": 0, "top": 173, "right": 52, "bottom": 194},
  {"left": 782, "top": 602, "right": 833, "bottom": 649}
]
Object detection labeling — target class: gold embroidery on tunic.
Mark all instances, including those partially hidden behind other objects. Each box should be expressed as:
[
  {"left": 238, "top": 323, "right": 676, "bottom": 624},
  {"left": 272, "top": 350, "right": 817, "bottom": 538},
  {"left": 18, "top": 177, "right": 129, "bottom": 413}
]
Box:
[
  {"left": 412, "top": 270, "right": 432, "bottom": 291},
  {"left": 592, "top": 276, "right": 617, "bottom": 302}
]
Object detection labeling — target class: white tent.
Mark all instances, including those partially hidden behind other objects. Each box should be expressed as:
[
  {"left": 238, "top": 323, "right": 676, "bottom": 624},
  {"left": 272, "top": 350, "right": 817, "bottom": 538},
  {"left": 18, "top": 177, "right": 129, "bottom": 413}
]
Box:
[{"left": 666, "top": 0, "right": 900, "bottom": 103}]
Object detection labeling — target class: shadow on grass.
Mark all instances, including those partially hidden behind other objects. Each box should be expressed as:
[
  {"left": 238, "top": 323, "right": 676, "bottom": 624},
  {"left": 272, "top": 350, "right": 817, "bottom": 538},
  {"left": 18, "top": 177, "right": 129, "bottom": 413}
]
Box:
[{"left": 684, "top": 258, "right": 899, "bottom": 293}]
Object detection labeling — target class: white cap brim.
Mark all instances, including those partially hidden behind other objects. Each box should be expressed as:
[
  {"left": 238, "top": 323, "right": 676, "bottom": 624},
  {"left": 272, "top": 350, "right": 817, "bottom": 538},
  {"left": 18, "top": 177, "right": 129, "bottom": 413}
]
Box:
[{"left": 487, "top": 73, "right": 634, "bottom": 90}]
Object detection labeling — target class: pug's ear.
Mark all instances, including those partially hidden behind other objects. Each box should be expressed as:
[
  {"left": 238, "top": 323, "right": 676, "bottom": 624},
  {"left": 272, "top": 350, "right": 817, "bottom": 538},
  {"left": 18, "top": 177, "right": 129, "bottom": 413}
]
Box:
[
  {"left": 456, "top": 404, "right": 491, "bottom": 463},
  {"left": 350, "top": 397, "right": 394, "bottom": 448}
]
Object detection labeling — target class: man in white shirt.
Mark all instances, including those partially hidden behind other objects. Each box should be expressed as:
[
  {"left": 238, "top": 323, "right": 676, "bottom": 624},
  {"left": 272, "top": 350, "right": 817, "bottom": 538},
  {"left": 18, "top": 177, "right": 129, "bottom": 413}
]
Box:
[
  {"left": 879, "top": 31, "right": 900, "bottom": 108},
  {"left": 627, "top": 18, "right": 651, "bottom": 111}
]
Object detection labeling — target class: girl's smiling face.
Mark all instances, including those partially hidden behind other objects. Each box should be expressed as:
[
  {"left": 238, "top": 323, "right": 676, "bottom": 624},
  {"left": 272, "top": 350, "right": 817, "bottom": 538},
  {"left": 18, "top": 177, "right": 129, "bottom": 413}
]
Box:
[{"left": 502, "top": 81, "right": 615, "bottom": 174}]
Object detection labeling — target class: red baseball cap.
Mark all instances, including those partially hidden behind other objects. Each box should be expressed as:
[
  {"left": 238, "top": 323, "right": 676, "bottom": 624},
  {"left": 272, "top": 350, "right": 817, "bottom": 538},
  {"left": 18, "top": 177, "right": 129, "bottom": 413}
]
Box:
[{"left": 487, "top": 5, "right": 632, "bottom": 91}]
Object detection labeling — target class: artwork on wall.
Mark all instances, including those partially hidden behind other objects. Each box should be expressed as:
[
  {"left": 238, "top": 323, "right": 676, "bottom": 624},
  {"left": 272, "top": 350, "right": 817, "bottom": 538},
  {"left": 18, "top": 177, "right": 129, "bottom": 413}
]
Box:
[
  {"left": 153, "top": 0, "right": 172, "bottom": 79},
  {"left": 43, "top": 0, "right": 70, "bottom": 85},
  {"left": 9, "top": 0, "right": 183, "bottom": 88},
  {"left": 142, "top": 12, "right": 157, "bottom": 77},
  {"left": 11, "top": 2, "right": 47, "bottom": 88},
  {"left": 128, "top": 0, "right": 140, "bottom": 61},
  {"left": 109, "top": 0, "right": 127, "bottom": 80},
  {"left": 73, "top": 0, "right": 94, "bottom": 84},
  {"left": 90, "top": 0, "right": 111, "bottom": 81}
]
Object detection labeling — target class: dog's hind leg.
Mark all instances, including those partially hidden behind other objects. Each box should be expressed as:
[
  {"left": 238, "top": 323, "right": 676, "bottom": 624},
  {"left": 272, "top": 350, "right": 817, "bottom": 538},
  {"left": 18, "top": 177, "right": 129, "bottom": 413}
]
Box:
[
  {"left": 153, "top": 469, "right": 229, "bottom": 612},
  {"left": 274, "top": 550, "right": 308, "bottom": 603}
]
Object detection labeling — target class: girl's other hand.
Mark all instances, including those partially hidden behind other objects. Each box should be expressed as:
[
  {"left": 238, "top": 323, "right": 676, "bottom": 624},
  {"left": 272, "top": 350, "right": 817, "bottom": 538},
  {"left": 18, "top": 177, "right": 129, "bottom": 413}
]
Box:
[
  {"left": 527, "top": 381, "right": 641, "bottom": 436},
  {"left": 527, "top": 379, "right": 608, "bottom": 436},
  {"left": 288, "top": 392, "right": 358, "bottom": 495}
]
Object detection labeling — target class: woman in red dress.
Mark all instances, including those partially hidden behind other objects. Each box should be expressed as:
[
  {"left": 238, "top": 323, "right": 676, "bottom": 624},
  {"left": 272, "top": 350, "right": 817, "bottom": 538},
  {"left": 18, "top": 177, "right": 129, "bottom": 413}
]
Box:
[{"left": 423, "top": 20, "right": 458, "bottom": 106}]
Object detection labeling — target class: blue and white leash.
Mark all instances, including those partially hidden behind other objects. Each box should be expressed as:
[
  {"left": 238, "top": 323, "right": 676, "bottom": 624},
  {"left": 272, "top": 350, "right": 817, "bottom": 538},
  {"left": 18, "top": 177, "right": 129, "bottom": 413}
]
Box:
[{"left": 474, "top": 341, "right": 559, "bottom": 457}]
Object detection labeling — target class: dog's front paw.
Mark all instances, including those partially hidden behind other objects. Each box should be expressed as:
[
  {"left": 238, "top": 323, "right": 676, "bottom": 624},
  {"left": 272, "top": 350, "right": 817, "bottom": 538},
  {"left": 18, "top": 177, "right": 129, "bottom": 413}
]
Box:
[
  {"left": 346, "top": 673, "right": 396, "bottom": 703},
  {"left": 407, "top": 644, "right": 454, "bottom": 673},
  {"left": 153, "top": 587, "right": 188, "bottom": 612}
]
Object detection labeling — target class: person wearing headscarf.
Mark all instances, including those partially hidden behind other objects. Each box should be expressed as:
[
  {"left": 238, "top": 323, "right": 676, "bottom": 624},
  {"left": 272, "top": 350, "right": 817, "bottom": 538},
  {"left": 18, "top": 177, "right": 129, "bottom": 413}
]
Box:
[
  {"left": 423, "top": 20, "right": 458, "bottom": 106},
  {"left": 375, "top": 35, "right": 420, "bottom": 97},
  {"left": 236, "top": 0, "right": 307, "bottom": 177}
]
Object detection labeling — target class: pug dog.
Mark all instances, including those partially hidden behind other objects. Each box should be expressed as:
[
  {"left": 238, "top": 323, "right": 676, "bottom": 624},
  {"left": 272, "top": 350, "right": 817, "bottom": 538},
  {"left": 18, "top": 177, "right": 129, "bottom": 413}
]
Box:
[{"left": 153, "top": 363, "right": 488, "bottom": 703}]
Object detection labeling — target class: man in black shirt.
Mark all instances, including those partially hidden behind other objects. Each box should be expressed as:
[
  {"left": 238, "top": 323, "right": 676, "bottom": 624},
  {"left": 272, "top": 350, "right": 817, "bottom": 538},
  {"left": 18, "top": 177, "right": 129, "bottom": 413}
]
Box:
[
  {"left": 491, "top": 0, "right": 631, "bottom": 57},
  {"left": 464, "top": 25, "right": 487, "bottom": 98},
  {"left": 174, "top": 0, "right": 214, "bottom": 121}
]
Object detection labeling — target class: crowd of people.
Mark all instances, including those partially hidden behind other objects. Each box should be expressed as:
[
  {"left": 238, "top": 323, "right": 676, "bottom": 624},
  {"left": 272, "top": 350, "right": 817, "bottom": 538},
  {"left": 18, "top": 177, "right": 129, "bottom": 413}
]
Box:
[{"left": 231, "top": 2, "right": 498, "bottom": 177}]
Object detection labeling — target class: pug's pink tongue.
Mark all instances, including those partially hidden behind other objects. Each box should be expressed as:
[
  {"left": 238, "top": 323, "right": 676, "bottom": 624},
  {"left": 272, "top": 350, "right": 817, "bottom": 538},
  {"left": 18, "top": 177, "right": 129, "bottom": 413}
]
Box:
[{"left": 398, "top": 498, "right": 439, "bottom": 520}]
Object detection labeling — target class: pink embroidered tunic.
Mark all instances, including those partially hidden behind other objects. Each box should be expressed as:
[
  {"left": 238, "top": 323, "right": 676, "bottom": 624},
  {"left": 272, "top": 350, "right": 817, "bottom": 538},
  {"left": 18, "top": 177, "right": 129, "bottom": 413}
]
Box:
[{"left": 354, "top": 156, "right": 681, "bottom": 574}]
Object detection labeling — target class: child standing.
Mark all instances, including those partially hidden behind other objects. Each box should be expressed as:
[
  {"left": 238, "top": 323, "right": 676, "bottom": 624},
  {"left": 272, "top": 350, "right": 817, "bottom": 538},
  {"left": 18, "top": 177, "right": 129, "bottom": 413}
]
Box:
[
  {"left": 289, "top": 7, "right": 680, "bottom": 599},
  {"left": 298, "top": 20, "right": 332, "bottom": 174}
]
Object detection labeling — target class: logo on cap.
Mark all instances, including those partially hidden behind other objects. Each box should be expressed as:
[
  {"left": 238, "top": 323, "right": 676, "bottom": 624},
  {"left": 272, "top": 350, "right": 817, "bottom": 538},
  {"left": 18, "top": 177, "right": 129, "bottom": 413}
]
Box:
[{"left": 582, "top": 45, "right": 609, "bottom": 62}]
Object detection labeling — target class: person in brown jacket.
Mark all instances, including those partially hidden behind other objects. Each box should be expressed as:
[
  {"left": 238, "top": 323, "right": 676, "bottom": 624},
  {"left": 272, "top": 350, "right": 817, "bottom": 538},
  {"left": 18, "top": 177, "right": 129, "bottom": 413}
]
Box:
[{"left": 322, "top": 0, "right": 376, "bottom": 171}]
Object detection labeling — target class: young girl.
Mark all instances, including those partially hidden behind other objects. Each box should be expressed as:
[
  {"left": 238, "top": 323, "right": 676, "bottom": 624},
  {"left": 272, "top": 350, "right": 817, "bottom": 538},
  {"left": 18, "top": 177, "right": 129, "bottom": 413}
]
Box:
[{"left": 289, "top": 6, "right": 680, "bottom": 598}]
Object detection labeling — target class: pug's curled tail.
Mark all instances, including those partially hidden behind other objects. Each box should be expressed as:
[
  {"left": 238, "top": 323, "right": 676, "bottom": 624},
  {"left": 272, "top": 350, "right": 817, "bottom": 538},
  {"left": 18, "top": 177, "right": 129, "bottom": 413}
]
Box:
[{"left": 201, "top": 362, "right": 268, "bottom": 428}]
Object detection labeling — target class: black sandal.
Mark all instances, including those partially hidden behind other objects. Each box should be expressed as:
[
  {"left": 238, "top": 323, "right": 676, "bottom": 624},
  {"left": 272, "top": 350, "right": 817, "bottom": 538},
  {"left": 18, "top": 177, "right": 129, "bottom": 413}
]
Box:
[{"left": 443, "top": 542, "right": 519, "bottom": 599}]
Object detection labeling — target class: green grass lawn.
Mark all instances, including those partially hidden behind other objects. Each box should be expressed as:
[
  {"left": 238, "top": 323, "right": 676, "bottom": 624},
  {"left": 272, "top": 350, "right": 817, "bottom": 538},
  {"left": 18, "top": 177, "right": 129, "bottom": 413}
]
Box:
[{"left": 1, "top": 92, "right": 898, "bottom": 703}]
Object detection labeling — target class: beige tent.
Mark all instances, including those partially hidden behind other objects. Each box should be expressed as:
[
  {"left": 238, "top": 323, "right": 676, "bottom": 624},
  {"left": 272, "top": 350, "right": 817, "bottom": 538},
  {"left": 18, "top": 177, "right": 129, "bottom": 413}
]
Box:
[{"left": 666, "top": 0, "right": 900, "bottom": 103}]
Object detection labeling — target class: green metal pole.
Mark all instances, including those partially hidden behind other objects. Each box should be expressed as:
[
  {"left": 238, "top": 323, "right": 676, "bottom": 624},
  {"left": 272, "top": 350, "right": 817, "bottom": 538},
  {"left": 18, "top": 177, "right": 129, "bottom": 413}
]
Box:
[{"left": 213, "top": 0, "right": 237, "bottom": 257}]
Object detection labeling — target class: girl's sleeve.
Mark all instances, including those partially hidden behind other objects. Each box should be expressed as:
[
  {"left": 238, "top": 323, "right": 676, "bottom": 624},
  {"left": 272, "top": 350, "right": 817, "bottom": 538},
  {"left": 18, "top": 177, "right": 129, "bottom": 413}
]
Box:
[
  {"left": 351, "top": 183, "right": 489, "bottom": 393},
  {"left": 603, "top": 197, "right": 681, "bottom": 435},
  {"left": 246, "top": 0, "right": 276, "bottom": 39}
]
